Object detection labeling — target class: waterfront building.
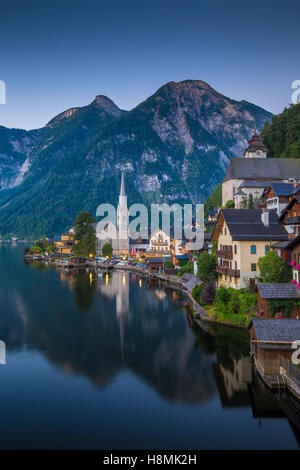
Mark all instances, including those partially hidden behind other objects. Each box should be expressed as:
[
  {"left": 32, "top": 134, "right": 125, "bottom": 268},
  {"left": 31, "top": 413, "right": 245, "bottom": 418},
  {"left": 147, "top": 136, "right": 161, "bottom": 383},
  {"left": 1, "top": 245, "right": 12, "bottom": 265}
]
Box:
[
  {"left": 149, "top": 228, "right": 172, "bottom": 254},
  {"left": 54, "top": 227, "right": 75, "bottom": 254},
  {"left": 249, "top": 319, "right": 300, "bottom": 388},
  {"left": 212, "top": 208, "right": 288, "bottom": 289},
  {"left": 257, "top": 283, "right": 300, "bottom": 319}
]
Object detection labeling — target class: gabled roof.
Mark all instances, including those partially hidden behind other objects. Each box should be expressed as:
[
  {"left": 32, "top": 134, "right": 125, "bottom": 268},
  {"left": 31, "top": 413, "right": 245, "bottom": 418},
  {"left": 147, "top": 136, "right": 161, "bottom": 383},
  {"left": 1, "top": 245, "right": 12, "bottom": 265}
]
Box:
[
  {"left": 257, "top": 283, "right": 300, "bottom": 300},
  {"left": 224, "top": 158, "right": 300, "bottom": 182},
  {"left": 268, "top": 182, "right": 300, "bottom": 197},
  {"left": 279, "top": 196, "right": 300, "bottom": 222},
  {"left": 212, "top": 209, "right": 288, "bottom": 241},
  {"left": 271, "top": 235, "right": 300, "bottom": 251},
  {"left": 250, "top": 319, "right": 300, "bottom": 349}
]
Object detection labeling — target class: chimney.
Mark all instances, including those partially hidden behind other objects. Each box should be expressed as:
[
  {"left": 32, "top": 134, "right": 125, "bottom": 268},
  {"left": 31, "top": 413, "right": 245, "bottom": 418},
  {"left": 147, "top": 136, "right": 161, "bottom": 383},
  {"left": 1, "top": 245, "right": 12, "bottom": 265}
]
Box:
[{"left": 261, "top": 208, "right": 269, "bottom": 227}]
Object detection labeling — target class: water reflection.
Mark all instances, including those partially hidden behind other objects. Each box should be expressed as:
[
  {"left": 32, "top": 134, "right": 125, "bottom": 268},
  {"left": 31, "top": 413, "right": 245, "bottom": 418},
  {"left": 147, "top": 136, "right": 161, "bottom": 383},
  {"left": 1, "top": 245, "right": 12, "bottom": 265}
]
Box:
[{"left": 0, "top": 245, "right": 300, "bottom": 448}]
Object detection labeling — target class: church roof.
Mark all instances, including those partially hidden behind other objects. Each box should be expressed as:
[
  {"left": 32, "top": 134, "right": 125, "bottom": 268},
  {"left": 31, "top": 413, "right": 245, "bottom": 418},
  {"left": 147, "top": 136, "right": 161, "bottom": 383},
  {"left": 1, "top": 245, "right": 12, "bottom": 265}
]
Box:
[
  {"left": 224, "top": 158, "right": 300, "bottom": 182},
  {"left": 120, "top": 170, "right": 126, "bottom": 197},
  {"left": 243, "top": 132, "right": 268, "bottom": 155}
]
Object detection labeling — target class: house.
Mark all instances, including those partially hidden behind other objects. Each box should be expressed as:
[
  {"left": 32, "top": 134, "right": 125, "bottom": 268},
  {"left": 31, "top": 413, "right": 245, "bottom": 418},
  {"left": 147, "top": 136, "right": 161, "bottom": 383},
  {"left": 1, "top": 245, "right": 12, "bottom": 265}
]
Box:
[
  {"left": 146, "top": 257, "right": 172, "bottom": 272},
  {"left": 234, "top": 180, "right": 277, "bottom": 208},
  {"left": 266, "top": 182, "right": 300, "bottom": 215},
  {"left": 185, "top": 232, "right": 212, "bottom": 256},
  {"left": 249, "top": 319, "right": 300, "bottom": 379},
  {"left": 271, "top": 235, "right": 300, "bottom": 283},
  {"left": 278, "top": 196, "right": 300, "bottom": 237},
  {"left": 149, "top": 229, "right": 172, "bottom": 254},
  {"left": 207, "top": 208, "right": 218, "bottom": 223},
  {"left": 257, "top": 283, "right": 300, "bottom": 319},
  {"left": 130, "top": 235, "right": 150, "bottom": 255},
  {"left": 222, "top": 132, "right": 300, "bottom": 206},
  {"left": 212, "top": 209, "right": 288, "bottom": 289},
  {"left": 54, "top": 227, "right": 75, "bottom": 254}
]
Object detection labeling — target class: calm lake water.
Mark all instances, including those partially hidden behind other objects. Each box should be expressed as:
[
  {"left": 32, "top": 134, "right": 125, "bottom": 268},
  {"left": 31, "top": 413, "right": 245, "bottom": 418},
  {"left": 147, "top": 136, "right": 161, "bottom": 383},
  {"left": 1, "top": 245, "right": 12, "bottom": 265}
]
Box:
[{"left": 0, "top": 243, "right": 300, "bottom": 449}]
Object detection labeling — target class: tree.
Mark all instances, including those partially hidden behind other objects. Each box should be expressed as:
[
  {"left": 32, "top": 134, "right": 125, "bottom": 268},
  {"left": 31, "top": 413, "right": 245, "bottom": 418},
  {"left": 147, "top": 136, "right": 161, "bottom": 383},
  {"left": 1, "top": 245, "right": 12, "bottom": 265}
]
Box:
[
  {"left": 197, "top": 252, "right": 217, "bottom": 281},
  {"left": 178, "top": 261, "right": 193, "bottom": 276},
  {"left": 240, "top": 197, "right": 248, "bottom": 209},
  {"left": 192, "top": 284, "right": 203, "bottom": 304},
  {"left": 102, "top": 243, "right": 113, "bottom": 258},
  {"left": 258, "top": 251, "right": 292, "bottom": 283},
  {"left": 200, "top": 281, "right": 215, "bottom": 305},
  {"left": 225, "top": 200, "right": 235, "bottom": 209},
  {"left": 248, "top": 193, "right": 254, "bottom": 209},
  {"left": 73, "top": 211, "right": 97, "bottom": 257}
]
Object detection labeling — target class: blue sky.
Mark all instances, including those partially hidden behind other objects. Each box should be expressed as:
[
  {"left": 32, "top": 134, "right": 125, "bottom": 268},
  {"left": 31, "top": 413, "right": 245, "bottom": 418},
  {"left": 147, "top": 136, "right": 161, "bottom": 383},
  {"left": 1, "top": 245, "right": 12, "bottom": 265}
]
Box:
[{"left": 0, "top": 0, "right": 299, "bottom": 130}]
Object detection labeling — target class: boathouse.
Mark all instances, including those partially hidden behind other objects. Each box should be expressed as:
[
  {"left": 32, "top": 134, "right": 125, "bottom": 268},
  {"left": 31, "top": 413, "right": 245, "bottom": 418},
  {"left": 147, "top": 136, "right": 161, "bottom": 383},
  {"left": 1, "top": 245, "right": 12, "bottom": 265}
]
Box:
[{"left": 249, "top": 319, "right": 300, "bottom": 380}]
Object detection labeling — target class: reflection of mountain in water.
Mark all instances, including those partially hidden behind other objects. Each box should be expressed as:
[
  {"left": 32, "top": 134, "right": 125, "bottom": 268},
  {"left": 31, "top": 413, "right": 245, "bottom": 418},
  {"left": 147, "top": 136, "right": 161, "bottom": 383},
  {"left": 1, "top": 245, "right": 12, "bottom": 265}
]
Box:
[{"left": 0, "top": 259, "right": 217, "bottom": 403}]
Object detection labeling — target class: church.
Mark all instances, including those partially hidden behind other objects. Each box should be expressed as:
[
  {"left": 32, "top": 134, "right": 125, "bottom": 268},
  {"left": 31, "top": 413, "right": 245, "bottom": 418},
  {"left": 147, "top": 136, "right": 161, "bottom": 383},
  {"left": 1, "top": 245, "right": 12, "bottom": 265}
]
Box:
[
  {"left": 97, "top": 170, "right": 129, "bottom": 256},
  {"left": 222, "top": 131, "right": 300, "bottom": 207}
]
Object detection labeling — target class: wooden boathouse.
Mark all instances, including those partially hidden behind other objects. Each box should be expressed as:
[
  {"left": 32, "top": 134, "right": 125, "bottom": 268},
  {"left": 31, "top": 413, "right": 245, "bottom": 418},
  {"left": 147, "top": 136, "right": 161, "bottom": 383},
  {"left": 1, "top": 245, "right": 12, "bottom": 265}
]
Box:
[{"left": 249, "top": 319, "right": 300, "bottom": 389}]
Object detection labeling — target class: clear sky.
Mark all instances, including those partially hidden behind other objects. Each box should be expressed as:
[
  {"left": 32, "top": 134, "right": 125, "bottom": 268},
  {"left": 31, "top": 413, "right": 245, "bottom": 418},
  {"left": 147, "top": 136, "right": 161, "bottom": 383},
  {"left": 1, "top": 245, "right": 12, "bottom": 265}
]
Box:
[{"left": 0, "top": 0, "right": 299, "bottom": 130}]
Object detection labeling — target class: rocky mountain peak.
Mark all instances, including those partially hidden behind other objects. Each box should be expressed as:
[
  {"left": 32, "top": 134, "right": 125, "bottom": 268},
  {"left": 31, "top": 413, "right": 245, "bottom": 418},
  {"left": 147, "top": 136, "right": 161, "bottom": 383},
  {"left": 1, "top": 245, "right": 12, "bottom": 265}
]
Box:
[{"left": 91, "top": 95, "right": 124, "bottom": 117}]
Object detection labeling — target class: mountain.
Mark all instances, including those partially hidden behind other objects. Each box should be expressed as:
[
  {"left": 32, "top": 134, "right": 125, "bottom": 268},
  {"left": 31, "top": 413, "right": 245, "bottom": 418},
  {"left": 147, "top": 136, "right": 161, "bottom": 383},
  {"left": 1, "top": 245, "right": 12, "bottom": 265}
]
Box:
[
  {"left": 0, "top": 126, "right": 40, "bottom": 189},
  {"left": 0, "top": 80, "right": 273, "bottom": 237},
  {"left": 261, "top": 102, "right": 300, "bottom": 158}
]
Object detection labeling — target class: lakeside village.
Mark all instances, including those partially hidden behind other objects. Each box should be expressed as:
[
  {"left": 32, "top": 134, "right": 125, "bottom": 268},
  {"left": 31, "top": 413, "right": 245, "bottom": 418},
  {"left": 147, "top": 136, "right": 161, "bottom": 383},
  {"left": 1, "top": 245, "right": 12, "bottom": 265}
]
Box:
[{"left": 22, "top": 131, "right": 300, "bottom": 398}]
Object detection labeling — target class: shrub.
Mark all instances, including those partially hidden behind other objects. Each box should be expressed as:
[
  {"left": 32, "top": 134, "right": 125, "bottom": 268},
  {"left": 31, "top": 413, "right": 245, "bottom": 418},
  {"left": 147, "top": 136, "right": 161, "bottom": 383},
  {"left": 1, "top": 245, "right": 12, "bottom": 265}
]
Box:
[{"left": 192, "top": 284, "right": 203, "bottom": 304}]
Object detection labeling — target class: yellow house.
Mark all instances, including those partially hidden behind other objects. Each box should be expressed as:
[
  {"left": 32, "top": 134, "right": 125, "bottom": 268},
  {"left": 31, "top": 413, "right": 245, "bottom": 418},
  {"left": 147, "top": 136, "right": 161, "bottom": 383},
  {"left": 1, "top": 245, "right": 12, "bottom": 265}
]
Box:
[
  {"left": 55, "top": 227, "right": 75, "bottom": 254},
  {"left": 212, "top": 209, "right": 288, "bottom": 289}
]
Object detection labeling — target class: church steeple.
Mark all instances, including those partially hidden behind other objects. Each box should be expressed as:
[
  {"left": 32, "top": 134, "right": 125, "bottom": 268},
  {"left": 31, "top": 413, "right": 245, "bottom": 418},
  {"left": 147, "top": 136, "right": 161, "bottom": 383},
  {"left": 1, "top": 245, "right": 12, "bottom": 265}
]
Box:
[
  {"left": 119, "top": 169, "right": 126, "bottom": 197},
  {"left": 117, "top": 170, "right": 129, "bottom": 254},
  {"left": 244, "top": 127, "right": 268, "bottom": 159}
]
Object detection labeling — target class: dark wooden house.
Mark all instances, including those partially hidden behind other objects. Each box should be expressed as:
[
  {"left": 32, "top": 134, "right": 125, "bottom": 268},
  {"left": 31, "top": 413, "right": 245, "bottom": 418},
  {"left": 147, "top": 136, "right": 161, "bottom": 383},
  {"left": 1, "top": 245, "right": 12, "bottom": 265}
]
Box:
[
  {"left": 279, "top": 196, "right": 300, "bottom": 238},
  {"left": 257, "top": 283, "right": 300, "bottom": 319}
]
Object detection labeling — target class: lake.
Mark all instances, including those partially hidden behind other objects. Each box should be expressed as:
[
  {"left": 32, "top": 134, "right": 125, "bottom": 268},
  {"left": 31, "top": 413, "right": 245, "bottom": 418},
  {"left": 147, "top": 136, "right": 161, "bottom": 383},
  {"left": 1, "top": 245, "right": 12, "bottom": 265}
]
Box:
[{"left": 0, "top": 243, "right": 299, "bottom": 449}]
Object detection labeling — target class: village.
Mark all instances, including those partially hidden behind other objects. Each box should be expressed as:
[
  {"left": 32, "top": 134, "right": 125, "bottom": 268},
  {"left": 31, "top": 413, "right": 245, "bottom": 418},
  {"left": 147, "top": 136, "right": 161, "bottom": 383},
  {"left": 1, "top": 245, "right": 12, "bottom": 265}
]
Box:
[{"left": 23, "top": 130, "right": 300, "bottom": 404}]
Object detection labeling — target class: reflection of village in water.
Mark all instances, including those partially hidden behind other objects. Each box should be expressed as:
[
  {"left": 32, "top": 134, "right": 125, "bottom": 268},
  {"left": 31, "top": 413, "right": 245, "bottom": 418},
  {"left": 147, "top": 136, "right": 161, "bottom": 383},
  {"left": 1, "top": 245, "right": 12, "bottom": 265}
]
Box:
[{"left": 53, "top": 268, "right": 300, "bottom": 442}]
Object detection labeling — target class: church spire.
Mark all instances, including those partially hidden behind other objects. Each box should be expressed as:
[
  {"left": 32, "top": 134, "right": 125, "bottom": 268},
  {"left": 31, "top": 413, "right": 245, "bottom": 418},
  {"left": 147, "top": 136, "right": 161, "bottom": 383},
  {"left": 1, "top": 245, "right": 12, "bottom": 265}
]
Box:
[{"left": 120, "top": 169, "right": 126, "bottom": 197}]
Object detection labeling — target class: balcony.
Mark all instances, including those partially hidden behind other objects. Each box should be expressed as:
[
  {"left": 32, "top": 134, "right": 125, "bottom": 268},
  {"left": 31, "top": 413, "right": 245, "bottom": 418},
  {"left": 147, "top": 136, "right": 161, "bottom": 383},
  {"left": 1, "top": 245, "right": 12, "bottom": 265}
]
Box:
[
  {"left": 227, "top": 268, "right": 240, "bottom": 277},
  {"left": 285, "top": 216, "right": 300, "bottom": 225},
  {"left": 216, "top": 249, "right": 233, "bottom": 260},
  {"left": 216, "top": 265, "right": 228, "bottom": 274}
]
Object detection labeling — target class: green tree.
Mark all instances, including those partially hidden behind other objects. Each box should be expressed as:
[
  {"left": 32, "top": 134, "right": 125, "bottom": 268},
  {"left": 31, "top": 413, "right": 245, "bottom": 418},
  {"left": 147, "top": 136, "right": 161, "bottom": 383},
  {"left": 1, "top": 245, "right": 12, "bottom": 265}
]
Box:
[
  {"left": 197, "top": 252, "right": 217, "bottom": 281},
  {"left": 248, "top": 193, "right": 254, "bottom": 209},
  {"left": 192, "top": 284, "right": 203, "bottom": 304},
  {"left": 73, "top": 211, "right": 97, "bottom": 257},
  {"left": 178, "top": 261, "right": 193, "bottom": 276},
  {"left": 258, "top": 251, "right": 292, "bottom": 283},
  {"left": 102, "top": 243, "right": 113, "bottom": 258},
  {"left": 225, "top": 199, "right": 235, "bottom": 208}
]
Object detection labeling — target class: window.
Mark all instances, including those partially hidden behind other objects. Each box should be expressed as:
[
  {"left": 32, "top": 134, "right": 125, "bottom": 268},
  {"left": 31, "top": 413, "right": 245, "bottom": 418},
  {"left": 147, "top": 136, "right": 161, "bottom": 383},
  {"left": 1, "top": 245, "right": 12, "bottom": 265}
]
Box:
[
  {"left": 251, "top": 263, "right": 256, "bottom": 272},
  {"left": 265, "top": 245, "right": 269, "bottom": 254},
  {"left": 250, "top": 245, "right": 256, "bottom": 254},
  {"left": 234, "top": 245, "right": 237, "bottom": 255},
  {"left": 224, "top": 228, "right": 227, "bottom": 235}
]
